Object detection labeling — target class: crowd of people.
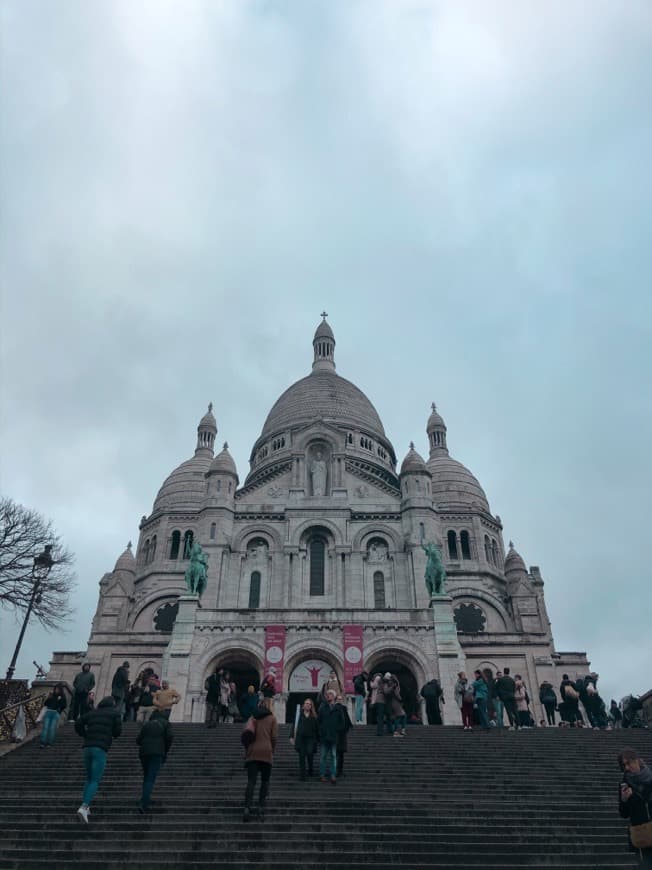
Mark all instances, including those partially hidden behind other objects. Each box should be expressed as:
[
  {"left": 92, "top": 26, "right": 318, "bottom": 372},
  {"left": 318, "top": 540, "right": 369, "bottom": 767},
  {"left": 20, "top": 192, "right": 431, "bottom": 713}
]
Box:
[{"left": 33, "top": 661, "right": 652, "bottom": 866}]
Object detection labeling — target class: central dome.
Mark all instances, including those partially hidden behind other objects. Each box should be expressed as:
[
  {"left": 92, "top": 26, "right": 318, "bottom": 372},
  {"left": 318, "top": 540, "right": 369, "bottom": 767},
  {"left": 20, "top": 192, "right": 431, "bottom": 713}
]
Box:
[{"left": 261, "top": 369, "right": 386, "bottom": 440}]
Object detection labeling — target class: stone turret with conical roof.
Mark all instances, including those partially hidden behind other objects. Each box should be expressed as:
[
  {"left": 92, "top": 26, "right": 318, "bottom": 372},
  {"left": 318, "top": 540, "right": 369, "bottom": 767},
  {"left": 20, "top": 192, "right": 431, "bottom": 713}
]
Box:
[
  {"left": 504, "top": 541, "right": 528, "bottom": 583},
  {"left": 427, "top": 402, "right": 447, "bottom": 454},
  {"left": 113, "top": 541, "right": 136, "bottom": 577},
  {"left": 312, "top": 311, "right": 336, "bottom": 372},
  {"left": 196, "top": 403, "right": 217, "bottom": 455},
  {"left": 205, "top": 441, "right": 239, "bottom": 501}
]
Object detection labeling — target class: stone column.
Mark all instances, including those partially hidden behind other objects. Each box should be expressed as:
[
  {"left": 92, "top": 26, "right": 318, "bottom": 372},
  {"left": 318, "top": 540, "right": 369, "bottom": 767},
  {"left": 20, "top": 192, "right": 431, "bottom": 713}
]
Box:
[
  {"left": 430, "top": 594, "right": 466, "bottom": 725},
  {"left": 162, "top": 595, "right": 199, "bottom": 722}
]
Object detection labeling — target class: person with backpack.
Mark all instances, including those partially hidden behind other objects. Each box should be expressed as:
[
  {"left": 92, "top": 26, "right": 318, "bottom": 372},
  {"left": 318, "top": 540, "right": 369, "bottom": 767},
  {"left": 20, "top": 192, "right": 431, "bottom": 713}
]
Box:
[
  {"left": 495, "top": 667, "right": 518, "bottom": 730},
  {"left": 560, "top": 674, "right": 580, "bottom": 726},
  {"left": 74, "top": 696, "right": 122, "bottom": 823},
  {"left": 290, "top": 698, "right": 318, "bottom": 780},
  {"left": 420, "top": 678, "right": 444, "bottom": 725},
  {"left": 40, "top": 684, "right": 67, "bottom": 747},
  {"left": 352, "top": 671, "right": 368, "bottom": 724},
  {"left": 539, "top": 681, "right": 557, "bottom": 726},
  {"left": 454, "top": 672, "right": 474, "bottom": 730},
  {"left": 242, "top": 699, "right": 278, "bottom": 822},
  {"left": 136, "top": 709, "right": 173, "bottom": 813}
]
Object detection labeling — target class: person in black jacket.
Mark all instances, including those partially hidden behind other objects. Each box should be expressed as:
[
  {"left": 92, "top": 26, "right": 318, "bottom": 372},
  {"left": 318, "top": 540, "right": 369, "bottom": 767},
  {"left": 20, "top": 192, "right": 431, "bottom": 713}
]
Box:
[
  {"left": 290, "top": 698, "right": 318, "bottom": 780},
  {"left": 421, "top": 679, "right": 444, "bottom": 725},
  {"left": 352, "top": 671, "right": 368, "bottom": 724},
  {"left": 334, "top": 695, "right": 353, "bottom": 777},
  {"left": 618, "top": 748, "right": 652, "bottom": 867},
  {"left": 204, "top": 667, "right": 221, "bottom": 728},
  {"left": 111, "top": 661, "right": 130, "bottom": 718},
  {"left": 136, "top": 709, "right": 173, "bottom": 813},
  {"left": 317, "top": 690, "right": 345, "bottom": 783},
  {"left": 539, "top": 681, "right": 558, "bottom": 726},
  {"left": 74, "top": 696, "right": 122, "bottom": 823},
  {"left": 495, "top": 668, "right": 518, "bottom": 729},
  {"left": 40, "top": 684, "right": 67, "bottom": 747}
]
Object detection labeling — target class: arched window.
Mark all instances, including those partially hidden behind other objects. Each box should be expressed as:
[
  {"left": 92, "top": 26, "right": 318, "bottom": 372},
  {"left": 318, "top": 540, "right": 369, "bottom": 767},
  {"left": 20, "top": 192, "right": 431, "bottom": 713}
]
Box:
[
  {"left": 373, "top": 571, "right": 386, "bottom": 609},
  {"left": 491, "top": 539, "right": 499, "bottom": 566},
  {"left": 169, "top": 530, "right": 181, "bottom": 560},
  {"left": 249, "top": 571, "right": 261, "bottom": 609},
  {"left": 309, "top": 537, "right": 326, "bottom": 596},
  {"left": 447, "top": 530, "right": 459, "bottom": 560},
  {"left": 419, "top": 522, "right": 425, "bottom": 543},
  {"left": 142, "top": 538, "right": 150, "bottom": 564},
  {"left": 149, "top": 535, "right": 157, "bottom": 563},
  {"left": 210, "top": 523, "right": 216, "bottom": 540},
  {"left": 484, "top": 535, "right": 491, "bottom": 562},
  {"left": 217, "top": 479, "right": 221, "bottom": 492},
  {"left": 460, "top": 530, "right": 471, "bottom": 560},
  {"left": 183, "top": 530, "right": 194, "bottom": 559}
]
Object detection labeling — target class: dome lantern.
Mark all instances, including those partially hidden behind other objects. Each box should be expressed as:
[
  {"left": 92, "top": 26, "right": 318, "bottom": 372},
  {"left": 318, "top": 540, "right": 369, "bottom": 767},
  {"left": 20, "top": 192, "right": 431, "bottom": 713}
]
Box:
[
  {"left": 196, "top": 403, "right": 217, "bottom": 455},
  {"left": 312, "top": 311, "right": 336, "bottom": 373},
  {"left": 427, "top": 402, "right": 448, "bottom": 455}
]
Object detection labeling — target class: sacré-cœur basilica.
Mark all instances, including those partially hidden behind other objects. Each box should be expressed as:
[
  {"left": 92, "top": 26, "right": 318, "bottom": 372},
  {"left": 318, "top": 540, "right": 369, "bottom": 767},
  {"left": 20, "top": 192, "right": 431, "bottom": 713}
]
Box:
[{"left": 47, "top": 317, "right": 590, "bottom": 723}]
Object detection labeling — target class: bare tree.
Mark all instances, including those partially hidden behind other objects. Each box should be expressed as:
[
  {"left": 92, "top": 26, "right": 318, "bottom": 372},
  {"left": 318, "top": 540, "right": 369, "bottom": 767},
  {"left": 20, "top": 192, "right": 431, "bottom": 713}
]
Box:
[{"left": 0, "top": 496, "right": 76, "bottom": 630}]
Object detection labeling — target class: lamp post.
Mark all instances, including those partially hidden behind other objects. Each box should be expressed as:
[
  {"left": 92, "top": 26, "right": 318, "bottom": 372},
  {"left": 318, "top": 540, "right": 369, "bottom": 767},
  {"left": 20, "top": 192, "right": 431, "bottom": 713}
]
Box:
[{"left": 5, "top": 545, "right": 54, "bottom": 681}]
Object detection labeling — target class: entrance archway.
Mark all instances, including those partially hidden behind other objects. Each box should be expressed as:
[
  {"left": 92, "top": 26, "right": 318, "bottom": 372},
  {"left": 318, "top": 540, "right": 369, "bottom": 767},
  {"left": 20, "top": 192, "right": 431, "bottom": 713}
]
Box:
[
  {"left": 206, "top": 650, "right": 262, "bottom": 714},
  {"left": 367, "top": 657, "right": 420, "bottom": 717}
]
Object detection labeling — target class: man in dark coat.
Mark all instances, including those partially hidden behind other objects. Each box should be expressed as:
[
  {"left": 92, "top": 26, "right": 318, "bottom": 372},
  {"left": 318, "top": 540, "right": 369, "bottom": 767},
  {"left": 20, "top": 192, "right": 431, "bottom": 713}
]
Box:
[
  {"left": 136, "top": 709, "right": 173, "bottom": 813},
  {"left": 421, "top": 679, "right": 444, "bottom": 725},
  {"left": 111, "top": 661, "right": 130, "bottom": 718},
  {"left": 75, "top": 697, "right": 122, "bottom": 823},
  {"left": 72, "top": 663, "right": 96, "bottom": 720},
  {"left": 495, "top": 668, "right": 518, "bottom": 729},
  {"left": 204, "top": 667, "right": 221, "bottom": 727},
  {"left": 318, "top": 690, "right": 345, "bottom": 783}
]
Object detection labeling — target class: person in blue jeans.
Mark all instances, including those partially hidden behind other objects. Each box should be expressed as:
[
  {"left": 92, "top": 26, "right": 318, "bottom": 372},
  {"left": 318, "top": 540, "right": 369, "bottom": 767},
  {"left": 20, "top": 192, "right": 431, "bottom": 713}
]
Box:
[
  {"left": 472, "top": 670, "right": 491, "bottom": 730},
  {"left": 317, "top": 690, "right": 345, "bottom": 783},
  {"left": 40, "top": 684, "right": 67, "bottom": 747},
  {"left": 136, "top": 709, "right": 173, "bottom": 813},
  {"left": 352, "top": 671, "right": 368, "bottom": 724},
  {"left": 74, "top": 696, "right": 122, "bottom": 823}
]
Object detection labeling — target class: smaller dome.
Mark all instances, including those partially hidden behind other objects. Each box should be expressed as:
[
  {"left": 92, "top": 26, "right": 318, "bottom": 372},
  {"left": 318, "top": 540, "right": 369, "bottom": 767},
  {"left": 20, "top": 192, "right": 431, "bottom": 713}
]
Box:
[
  {"left": 113, "top": 542, "right": 136, "bottom": 574},
  {"left": 505, "top": 541, "right": 527, "bottom": 575},
  {"left": 209, "top": 442, "right": 238, "bottom": 477},
  {"left": 427, "top": 402, "right": 446, "bottom": 433},
  {"left": 427, "top": 454, "right": 491, "bottom": 512},
  {"left": 401, "top": 442, "right": 428, "bottom": 474},
  {"left": 198, "top": 403, "right": 217, "bottom": 433}
]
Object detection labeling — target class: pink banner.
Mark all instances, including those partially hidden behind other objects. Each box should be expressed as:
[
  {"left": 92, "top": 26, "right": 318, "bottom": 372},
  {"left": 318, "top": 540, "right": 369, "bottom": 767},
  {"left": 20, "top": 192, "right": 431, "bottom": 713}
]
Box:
[
  {"left": 343, "top": 624, "right": 364, "bottom": 694},
  {"left": 264, "top": 625, "right": 286, "bottom": 693}
]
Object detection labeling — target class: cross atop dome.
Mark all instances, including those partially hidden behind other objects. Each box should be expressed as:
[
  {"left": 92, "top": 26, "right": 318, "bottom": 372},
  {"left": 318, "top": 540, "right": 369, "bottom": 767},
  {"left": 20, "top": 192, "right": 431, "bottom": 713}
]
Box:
[{"left": 312, "top": 313, "right": 336, "bottom": 373}]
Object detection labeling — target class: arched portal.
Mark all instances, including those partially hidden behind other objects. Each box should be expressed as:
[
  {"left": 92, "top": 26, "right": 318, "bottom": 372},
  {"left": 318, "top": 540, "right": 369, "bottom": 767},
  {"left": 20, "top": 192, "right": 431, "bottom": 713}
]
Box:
[
  {"left": 205, "top": 649, "right": 262, "bottom": 711},
  {"left": 366, "top": 652, "right": 421, "bottom": 717}
]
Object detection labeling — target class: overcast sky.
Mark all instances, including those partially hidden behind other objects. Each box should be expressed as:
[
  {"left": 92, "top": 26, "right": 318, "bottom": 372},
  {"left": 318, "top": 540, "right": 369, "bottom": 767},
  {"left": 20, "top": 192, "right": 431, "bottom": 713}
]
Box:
[{"left": 1, "top": 1, "right": 650, "bottom": 706}]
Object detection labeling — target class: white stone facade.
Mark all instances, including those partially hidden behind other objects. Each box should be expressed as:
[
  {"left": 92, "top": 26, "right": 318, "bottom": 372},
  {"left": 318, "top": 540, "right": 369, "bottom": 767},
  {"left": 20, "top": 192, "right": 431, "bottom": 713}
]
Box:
[{"left": 48, "top": 318, "right": 590, "bottom": 723}]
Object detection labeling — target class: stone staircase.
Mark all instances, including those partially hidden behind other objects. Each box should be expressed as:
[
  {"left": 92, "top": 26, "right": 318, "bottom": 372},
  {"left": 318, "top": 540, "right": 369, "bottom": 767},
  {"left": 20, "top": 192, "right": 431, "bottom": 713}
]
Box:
[{"left": 1, "top": 721, "right": 651, "bottom": 868}]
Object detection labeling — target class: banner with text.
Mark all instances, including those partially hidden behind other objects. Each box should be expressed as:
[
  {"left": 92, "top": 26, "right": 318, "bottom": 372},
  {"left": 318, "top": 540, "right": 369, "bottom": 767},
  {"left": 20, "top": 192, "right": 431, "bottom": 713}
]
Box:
[
  {"left": 343, "top": 624, "right": 364, "bottom": 694},
  {"left": 264, "top": 625, "right": 286, "bottom": 692}
]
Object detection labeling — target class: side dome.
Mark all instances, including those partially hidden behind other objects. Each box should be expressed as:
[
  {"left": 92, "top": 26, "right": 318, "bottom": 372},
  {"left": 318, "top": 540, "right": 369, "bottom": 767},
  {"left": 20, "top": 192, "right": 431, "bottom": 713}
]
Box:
[
  {"left": 209, "top": 442, "right": 238, "bottom": 477},
  {"left": 427, "top": 454, "right": 491, "bottom": 512},
  {"left": 400, "top": 442, "right": 428, "bottom": 474},
  {"left": 505, "top": 541, "right": 527, "bottom": 576},
  {"left": 113, "top": 542, "right": 135, "bottom": 574},
  {"left": 153, "top": 453, "right": 213, "bottom": 513},
  {"left": 260, "top": 370, "right": 386, "bottom": 441}
]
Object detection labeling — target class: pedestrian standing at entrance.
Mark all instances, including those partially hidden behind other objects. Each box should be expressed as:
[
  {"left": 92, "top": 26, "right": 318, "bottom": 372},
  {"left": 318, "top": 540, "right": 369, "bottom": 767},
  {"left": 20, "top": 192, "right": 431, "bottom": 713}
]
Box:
[
  {"left": 290, "top": 698, "right": 318, "bottom": 780},
  {"left": 482, "top": 668, "right": 497, "bottom": 727},
  {"left": 334, "top": 694, "right": 353, "bottom": 773},
  {"left": 611, "top": 700, "right": 624, "bottom": 729},
  {"left": 40, "top": 684, "right": 67, "bottom": 747},
  {"left": 219, "top": 670, "right": 231, "bottom": 722},
  {"left": 318, "top": 671, "right": 343, "bottom": 709},
  {"left": 205, "top": 667, "right": 221, "bottom": 727},
  {"left": 240, "top": 685, "right": 259, "bottom": 721},
  {"left": 496, "top": 668, "right": 518, "bottom": 730},
  {"left": 370, "top": 673, "right": 386, "bottom": 736},
  {"left": 136, "top": 709, "right": 173, "bottom": 813},
  {"left": 72, "top": 664, "right": 95, "bottom": 720},
  {"left": 261, "top": 672, "right": 276, "bottom": 700},
  {"left": 454, "top": 672, "right": 474, "bottom": 730},
  {"left": 318, "top": 690, "right": 345, "bottom": 782},
  {"left": 472, "top": 670, "right": 491, "bottom": 730},
  {"left": 384, "top": 673, "right": 407, "bottom": 737},
  {"left": 242, "top": 699, "right": 278, "bottom": 822},
  {"left": 74, "top": 696, "right": 122, "bottom": 823},
  {"left": 492, "top": 670, "right": 505, "bottom": 727},
  {"left": 559, "top": 674, "right": 580, "bottom": 727},
  {"left": 514, "top": 675, "right": 530, "bottom": 728},
  {"left": 153, "top": 681, "right": 181, "bottom": 716},
  {"left": 539, "top": 681, "right": 557, "bottom": 726},
  {"left": 353, "top": 671, "right": 368, "bottom": 724},
  {"left": 111, "top": 661, "right": 130, "bottom": 718},
  {"left": 618, "top": 747, "right": 652, "bottom": 867},
  {"left": 421, "top": 678, "right": 444, "bottom": 725}
]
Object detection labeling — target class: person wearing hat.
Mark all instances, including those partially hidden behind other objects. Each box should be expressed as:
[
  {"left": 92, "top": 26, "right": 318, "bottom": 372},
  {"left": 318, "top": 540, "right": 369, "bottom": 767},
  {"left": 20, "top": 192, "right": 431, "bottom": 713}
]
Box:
[{"left": 111, "top": 661, "right": 130, "bottom": 719}]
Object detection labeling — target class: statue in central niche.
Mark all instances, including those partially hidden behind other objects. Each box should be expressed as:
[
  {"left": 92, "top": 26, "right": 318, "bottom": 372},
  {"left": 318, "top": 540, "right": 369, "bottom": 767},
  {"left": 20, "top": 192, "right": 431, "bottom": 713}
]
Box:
[{"left": 311, "top": 450, "right": 327, "bottom": 496}]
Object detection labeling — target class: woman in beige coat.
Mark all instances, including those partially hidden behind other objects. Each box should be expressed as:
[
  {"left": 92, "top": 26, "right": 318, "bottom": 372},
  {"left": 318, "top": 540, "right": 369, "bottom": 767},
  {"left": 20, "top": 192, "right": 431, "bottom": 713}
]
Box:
[{"left": 243, "top": 698, "right": 278, "bottom": 822}]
